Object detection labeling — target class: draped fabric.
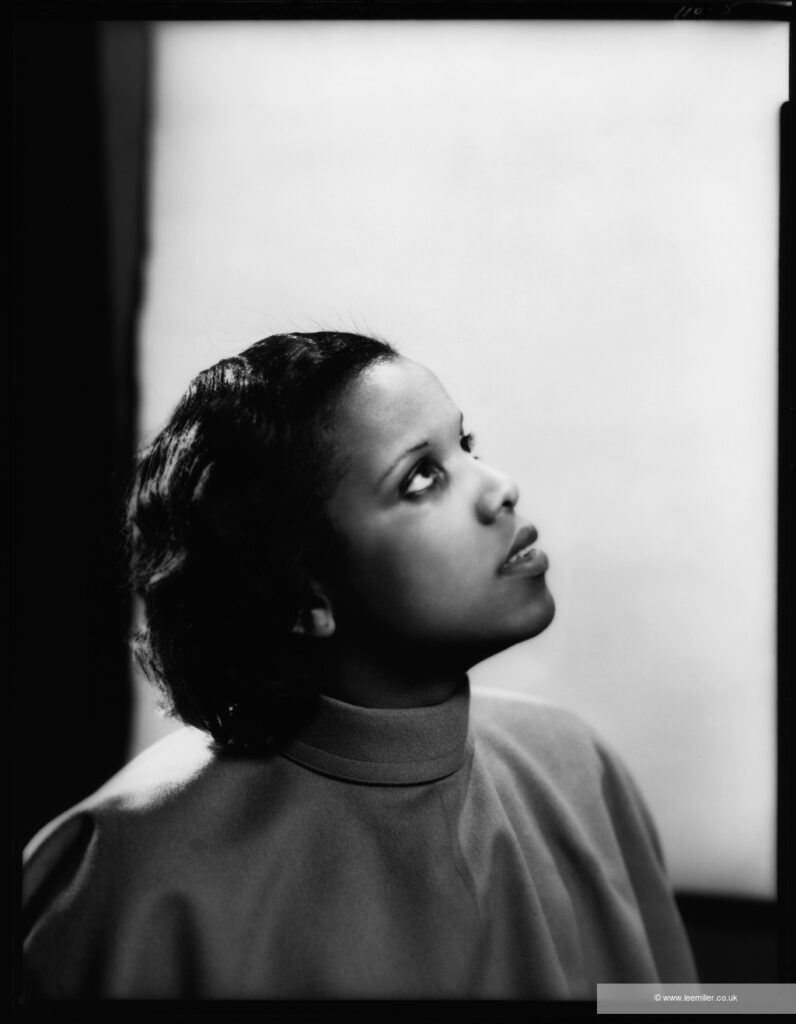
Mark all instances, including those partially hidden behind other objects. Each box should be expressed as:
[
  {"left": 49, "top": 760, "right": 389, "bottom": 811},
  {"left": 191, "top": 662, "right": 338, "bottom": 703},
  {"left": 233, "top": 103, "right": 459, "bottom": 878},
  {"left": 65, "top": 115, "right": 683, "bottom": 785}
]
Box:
[{"left": 22, "top": 683, "right": 696, "bottom": 999}]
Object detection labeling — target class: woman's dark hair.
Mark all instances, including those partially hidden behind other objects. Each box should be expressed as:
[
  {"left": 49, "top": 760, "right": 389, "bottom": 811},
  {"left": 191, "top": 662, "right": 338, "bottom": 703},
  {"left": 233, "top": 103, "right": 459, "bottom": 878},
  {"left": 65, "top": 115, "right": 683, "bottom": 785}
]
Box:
[{"left": 127, "top": 331, "right": 397, "bottom": 753}]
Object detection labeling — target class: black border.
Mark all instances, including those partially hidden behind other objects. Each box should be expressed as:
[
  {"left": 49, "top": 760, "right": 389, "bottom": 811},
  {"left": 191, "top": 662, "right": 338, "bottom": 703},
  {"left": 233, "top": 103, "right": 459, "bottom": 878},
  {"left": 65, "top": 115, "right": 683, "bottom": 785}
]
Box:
[{"left": 10, "top": 1, "right": 795, "bottom": 23}]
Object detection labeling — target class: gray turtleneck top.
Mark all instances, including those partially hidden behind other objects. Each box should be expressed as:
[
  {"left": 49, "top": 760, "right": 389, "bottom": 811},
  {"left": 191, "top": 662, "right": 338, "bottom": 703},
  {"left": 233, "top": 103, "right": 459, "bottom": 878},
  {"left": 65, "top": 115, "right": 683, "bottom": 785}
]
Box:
[{"left": 22, "top": 683, "right": 696, "bottom": 999}]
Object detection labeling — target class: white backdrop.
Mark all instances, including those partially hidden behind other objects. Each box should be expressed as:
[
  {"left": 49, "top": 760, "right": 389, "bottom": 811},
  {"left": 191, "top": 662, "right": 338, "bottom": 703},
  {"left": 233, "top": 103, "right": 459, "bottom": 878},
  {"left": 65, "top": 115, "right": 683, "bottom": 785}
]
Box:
[{"left": 133, "top": 20, "right": 787, "bottom": 897}]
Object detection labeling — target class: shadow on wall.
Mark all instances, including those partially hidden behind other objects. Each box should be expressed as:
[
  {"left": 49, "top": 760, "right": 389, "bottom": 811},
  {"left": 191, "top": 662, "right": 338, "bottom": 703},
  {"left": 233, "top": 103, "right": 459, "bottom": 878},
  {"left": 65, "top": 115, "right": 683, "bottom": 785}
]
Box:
[{"left": 15, "top": 18, "right": 148, "bottom": 850}]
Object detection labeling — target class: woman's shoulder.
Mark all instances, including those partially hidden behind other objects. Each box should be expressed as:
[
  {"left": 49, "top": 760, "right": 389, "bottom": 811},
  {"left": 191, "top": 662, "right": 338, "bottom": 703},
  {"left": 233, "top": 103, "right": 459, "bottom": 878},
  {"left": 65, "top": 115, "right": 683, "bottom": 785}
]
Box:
[
  {"left": 469, "top": 685, "right": 664, "bottom": 856},
  {"left": 22, "top": 725, "right": 307, "bottom": 958},
  {"left": 25, "top": 726, "right": 214, "bottom": 853},
  {"left": 22, "top": 727, "right": 215, "bottom": 899},
  {"left": 470, "top": 685, "right": 599, "bottom": 753},
  {"left": 469, "top": 686, "right": 650, "bottom": 813}
]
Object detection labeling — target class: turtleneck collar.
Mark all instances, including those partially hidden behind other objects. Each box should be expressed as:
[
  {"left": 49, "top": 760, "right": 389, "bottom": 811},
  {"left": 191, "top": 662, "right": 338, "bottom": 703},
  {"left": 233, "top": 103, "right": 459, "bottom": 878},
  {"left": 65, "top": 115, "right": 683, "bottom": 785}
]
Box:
[{"left": 279, "top": 679, "right": 472, "bottom": 785}]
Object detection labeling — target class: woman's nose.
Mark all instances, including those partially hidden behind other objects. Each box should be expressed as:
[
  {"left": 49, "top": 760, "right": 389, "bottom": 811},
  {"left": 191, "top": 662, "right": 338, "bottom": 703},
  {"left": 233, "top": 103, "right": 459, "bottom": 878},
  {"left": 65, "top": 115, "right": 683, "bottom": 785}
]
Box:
[{"left": 475, "top": 461, "right": 519, "bottom": 523}]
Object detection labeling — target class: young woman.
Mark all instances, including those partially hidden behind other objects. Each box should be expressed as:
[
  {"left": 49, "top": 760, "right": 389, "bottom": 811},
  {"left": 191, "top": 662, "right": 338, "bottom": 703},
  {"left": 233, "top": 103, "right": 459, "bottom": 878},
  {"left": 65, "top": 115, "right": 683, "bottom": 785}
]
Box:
[{"left": 23, "top": 331, "right": 697, "bottom": 999}]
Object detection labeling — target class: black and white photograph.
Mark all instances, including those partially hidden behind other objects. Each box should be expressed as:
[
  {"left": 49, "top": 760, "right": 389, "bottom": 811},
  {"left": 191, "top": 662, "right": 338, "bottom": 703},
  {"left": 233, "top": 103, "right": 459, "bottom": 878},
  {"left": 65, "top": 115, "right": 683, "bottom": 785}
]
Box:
[{"left": 14, "top": 1, "right": 792, "bottom": 1010}]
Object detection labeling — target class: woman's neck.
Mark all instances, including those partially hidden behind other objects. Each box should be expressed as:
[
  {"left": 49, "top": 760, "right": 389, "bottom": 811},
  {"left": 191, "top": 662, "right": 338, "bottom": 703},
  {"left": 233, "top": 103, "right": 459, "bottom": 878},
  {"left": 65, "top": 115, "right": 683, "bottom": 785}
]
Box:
[{"left": 321, "top": 641, "right": 465, "bottom": 709}]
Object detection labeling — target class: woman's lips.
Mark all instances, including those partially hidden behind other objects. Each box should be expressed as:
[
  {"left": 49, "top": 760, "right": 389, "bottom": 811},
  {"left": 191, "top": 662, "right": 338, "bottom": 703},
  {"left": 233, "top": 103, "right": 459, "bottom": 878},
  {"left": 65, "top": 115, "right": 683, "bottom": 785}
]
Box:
[
  {"left": 498, "top": 545, "right": 549, "bottom": 578},
  {"left": 498, "top": 524, "right": 549, "bottom": 577}
]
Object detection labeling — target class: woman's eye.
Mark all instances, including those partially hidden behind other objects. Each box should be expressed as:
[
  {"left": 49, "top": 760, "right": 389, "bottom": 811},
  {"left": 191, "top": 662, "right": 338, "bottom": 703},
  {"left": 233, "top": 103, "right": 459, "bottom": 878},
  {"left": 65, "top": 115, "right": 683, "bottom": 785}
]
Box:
[{"left": 403, "top": 460, "right": 442, "bottom": 498}]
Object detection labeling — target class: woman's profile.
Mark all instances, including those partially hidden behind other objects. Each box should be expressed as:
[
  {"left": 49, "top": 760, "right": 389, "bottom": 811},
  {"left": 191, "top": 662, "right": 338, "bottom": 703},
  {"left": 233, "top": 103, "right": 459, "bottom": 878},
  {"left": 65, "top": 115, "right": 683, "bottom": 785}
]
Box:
[{"left": 22, "top": 331, "right": 697, "bottom": 999}]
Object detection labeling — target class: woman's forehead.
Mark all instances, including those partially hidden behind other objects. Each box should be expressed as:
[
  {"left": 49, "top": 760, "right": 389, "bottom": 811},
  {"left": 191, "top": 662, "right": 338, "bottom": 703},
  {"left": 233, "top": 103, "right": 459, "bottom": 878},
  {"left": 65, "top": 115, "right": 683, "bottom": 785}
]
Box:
[{"left": 336, "top": 357, "right": 456, "bottom": 443}]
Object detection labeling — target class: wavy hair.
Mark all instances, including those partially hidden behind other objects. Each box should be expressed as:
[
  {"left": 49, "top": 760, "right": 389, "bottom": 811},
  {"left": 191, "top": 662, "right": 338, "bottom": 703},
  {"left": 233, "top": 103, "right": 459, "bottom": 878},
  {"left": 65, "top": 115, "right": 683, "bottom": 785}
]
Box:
[{"left": 127, "top": 331, "right": 396, "bottom": 753}]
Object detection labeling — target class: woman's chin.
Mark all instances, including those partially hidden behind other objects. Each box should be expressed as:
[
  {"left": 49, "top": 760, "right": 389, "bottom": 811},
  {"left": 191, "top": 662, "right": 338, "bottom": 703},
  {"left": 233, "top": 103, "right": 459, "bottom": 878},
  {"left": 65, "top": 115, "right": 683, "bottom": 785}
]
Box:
[
  {"left": 531, "top": 589, "right": 556, "bottom": 635},
  {"left": 510, "top": 588, "right": 556, "bottom": 646},
  {"left": 463, "top": 599, "right": 556, "bottom": 668}
]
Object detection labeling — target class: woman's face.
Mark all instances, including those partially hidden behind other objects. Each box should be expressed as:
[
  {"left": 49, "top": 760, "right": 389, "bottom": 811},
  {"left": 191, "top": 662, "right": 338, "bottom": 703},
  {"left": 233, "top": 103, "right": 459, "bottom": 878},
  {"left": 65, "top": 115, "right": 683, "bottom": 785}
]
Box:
[{"left": 322, "top": 357, "right": 554, "bottom": 666}]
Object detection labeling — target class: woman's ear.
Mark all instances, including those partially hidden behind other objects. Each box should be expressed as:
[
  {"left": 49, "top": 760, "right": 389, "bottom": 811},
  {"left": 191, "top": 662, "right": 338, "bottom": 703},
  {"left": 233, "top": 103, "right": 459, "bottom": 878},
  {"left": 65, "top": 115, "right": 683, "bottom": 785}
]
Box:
[{"left": 291, "top": 583, "right": 336, "bottom": 638}]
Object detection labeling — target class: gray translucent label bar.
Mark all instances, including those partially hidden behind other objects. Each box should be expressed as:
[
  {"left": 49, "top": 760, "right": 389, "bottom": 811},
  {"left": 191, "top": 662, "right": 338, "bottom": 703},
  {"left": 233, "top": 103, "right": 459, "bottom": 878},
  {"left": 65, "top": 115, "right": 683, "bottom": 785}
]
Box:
[{"left": 597, "top": 984, "right": 796, "bottom": 1015}]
